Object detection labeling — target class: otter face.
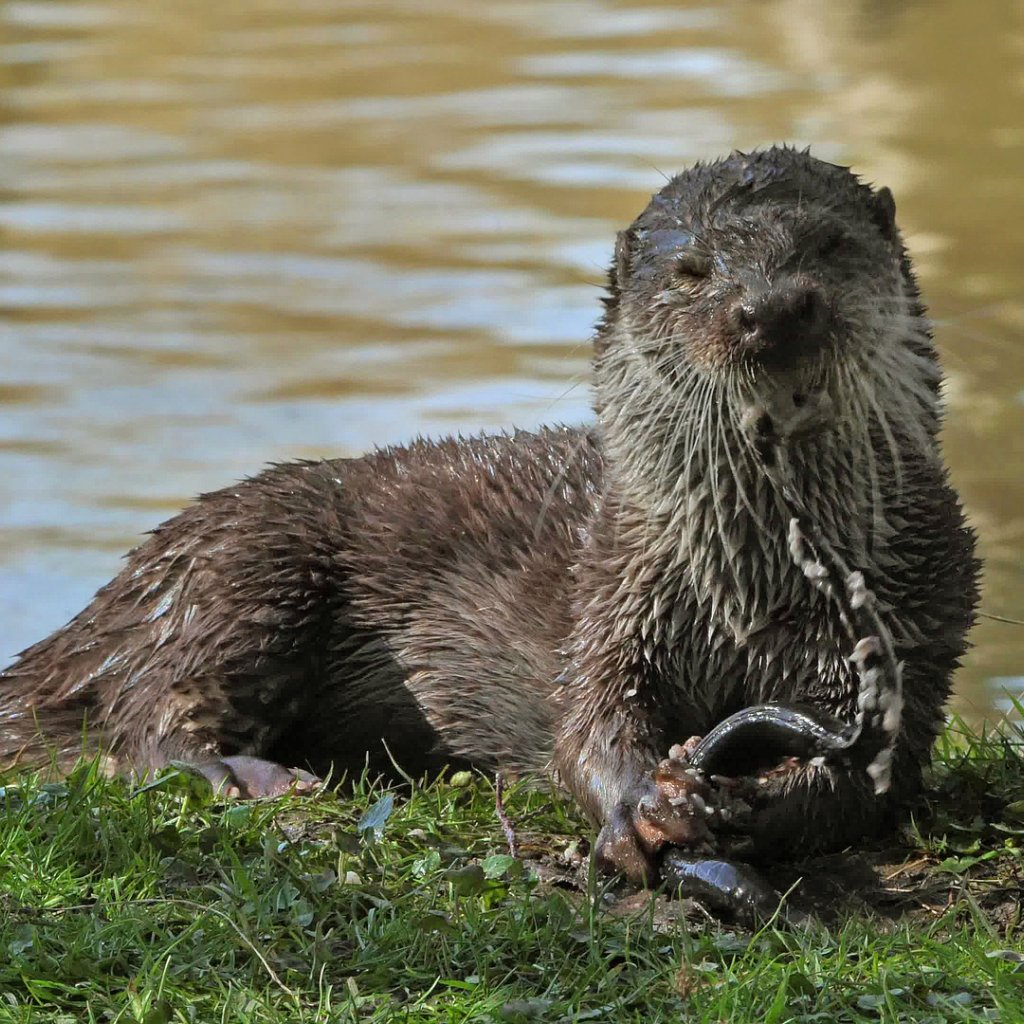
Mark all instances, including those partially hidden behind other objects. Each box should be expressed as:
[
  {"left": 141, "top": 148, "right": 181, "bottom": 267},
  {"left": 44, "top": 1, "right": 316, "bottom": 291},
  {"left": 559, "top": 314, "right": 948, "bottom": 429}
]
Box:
[
  {"left": 607, "top": 148, "right": 907, "bottom": 380},
  {"left": 597, "top": 147, "right": 940, "bottom": 462}
]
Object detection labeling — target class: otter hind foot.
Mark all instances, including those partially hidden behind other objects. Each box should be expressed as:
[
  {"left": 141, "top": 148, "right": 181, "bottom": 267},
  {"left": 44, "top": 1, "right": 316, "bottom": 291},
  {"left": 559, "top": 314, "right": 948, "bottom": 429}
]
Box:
[{"left": 179, "top": 755, "right": 321, "bottom": 799}]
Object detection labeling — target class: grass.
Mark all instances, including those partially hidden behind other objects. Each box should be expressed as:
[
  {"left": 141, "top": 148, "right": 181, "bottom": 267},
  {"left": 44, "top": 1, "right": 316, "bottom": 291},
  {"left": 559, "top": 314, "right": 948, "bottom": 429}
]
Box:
[{"left": 1, "top": 720, "right": 1022, "bottom": 1023}]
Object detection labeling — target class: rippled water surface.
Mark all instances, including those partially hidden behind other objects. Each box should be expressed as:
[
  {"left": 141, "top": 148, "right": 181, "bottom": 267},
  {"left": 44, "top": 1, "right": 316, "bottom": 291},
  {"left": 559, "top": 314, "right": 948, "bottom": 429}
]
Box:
[{"left": 1, "top": 0, "right": 1022, "bottom": 720}]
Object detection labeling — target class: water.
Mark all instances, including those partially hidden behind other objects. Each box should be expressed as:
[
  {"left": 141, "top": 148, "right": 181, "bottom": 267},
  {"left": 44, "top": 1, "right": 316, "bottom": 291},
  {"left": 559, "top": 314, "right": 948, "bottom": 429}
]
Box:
[{"left": 0, "top": 0, "right": 1021, "bottom": 722}]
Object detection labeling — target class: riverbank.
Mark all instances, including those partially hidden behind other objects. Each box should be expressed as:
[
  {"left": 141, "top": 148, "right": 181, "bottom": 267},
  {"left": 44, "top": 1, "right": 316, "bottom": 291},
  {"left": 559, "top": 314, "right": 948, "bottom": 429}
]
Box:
[{"left": 2, "top": 719, "right": 1021, "bottom": 1022}]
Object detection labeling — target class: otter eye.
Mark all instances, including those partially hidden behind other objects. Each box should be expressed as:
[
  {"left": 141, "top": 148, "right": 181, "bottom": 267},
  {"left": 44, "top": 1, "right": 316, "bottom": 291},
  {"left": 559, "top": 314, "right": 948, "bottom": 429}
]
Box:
[{"left": 674, "top": 249, "right": 712, "bottom": 280}]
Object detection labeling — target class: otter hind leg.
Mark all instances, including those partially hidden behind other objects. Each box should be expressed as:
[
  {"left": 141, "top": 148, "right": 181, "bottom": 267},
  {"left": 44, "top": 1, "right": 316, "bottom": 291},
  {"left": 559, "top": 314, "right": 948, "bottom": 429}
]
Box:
[{"left": 0, "top": 462, "right": 358, "bottom": 785}]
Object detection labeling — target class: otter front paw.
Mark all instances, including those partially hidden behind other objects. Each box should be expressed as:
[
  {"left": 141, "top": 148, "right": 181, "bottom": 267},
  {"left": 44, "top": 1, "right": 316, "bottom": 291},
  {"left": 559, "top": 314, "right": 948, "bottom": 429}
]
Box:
[{"left": 595, "top": 759, "right": 720, "bottom": 885}]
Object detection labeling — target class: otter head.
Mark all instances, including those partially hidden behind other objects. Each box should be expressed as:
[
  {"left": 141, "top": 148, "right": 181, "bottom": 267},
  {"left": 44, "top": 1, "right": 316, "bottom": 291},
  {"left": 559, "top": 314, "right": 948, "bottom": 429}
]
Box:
[{"left": 594, "top": 146, "right": 942, "bottom": 492}]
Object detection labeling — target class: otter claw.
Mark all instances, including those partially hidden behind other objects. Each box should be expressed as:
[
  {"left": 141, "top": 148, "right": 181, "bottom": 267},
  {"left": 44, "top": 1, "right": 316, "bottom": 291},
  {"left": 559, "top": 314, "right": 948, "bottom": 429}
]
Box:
[
  {"left": 596, "top": 802, "right": 659, "bottom": 885},
  {"left": 182, "top": 755, "right": 321, "bottom": 798}
]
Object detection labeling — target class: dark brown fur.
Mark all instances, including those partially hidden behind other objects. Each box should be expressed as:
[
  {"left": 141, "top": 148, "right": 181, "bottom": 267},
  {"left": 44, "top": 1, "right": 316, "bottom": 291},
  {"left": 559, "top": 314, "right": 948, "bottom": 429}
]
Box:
[{"left": 0, "top": 148, "right": 978, "bottom": 866}]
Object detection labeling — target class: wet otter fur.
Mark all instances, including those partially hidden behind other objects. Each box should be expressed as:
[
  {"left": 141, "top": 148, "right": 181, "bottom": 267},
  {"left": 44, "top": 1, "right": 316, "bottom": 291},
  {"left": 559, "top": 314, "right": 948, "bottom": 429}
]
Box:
[{"left": 0, "top": 147, "right": 978, "bottom": 879}]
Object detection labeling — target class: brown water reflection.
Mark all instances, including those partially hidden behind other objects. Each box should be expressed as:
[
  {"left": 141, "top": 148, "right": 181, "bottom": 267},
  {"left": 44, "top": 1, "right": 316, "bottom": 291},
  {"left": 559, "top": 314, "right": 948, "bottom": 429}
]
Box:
[{"left": 0, "top": 0, "right": 1021, "bottom": 722}]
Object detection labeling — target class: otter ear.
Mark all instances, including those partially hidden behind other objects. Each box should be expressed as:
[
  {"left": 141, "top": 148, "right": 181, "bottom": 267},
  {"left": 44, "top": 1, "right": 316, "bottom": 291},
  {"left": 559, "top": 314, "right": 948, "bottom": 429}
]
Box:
[
  {"left": 612, "top": 227, "right": 637, "bottom": 292},
  {"left": 871, "top": 186, "right": 897, "bottom": 242}
]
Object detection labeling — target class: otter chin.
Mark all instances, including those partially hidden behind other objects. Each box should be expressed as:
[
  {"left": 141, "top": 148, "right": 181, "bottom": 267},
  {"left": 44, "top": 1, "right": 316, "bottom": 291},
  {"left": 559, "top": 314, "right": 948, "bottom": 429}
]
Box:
[{"left": 0, "top": 147, "right": 978, "bottom": 892}]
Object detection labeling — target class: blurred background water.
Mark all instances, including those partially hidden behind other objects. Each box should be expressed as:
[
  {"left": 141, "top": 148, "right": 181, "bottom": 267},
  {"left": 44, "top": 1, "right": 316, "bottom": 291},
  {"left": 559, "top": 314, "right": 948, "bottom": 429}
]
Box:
[{"left": 0, "top": 0, "right": 1021, "bottom": 723}]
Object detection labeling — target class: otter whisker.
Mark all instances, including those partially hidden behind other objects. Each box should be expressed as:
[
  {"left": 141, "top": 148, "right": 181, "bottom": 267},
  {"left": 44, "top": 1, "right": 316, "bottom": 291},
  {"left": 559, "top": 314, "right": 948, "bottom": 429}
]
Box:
[{"left": 721, "top": 373, "right": 768, "bottom": 535}]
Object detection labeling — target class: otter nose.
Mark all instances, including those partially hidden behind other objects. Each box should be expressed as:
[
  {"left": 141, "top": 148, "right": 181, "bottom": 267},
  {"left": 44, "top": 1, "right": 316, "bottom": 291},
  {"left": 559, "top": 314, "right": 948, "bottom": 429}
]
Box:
[{"left": 735, "top": 280, "right": 828, "bottom": 364}]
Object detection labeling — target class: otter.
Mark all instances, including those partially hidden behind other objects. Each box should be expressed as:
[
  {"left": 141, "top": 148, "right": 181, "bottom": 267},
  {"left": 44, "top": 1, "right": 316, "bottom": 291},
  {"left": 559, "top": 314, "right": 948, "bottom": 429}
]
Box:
[{"left": 0, "top": 147, "right": 978, "bottom": 887}]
